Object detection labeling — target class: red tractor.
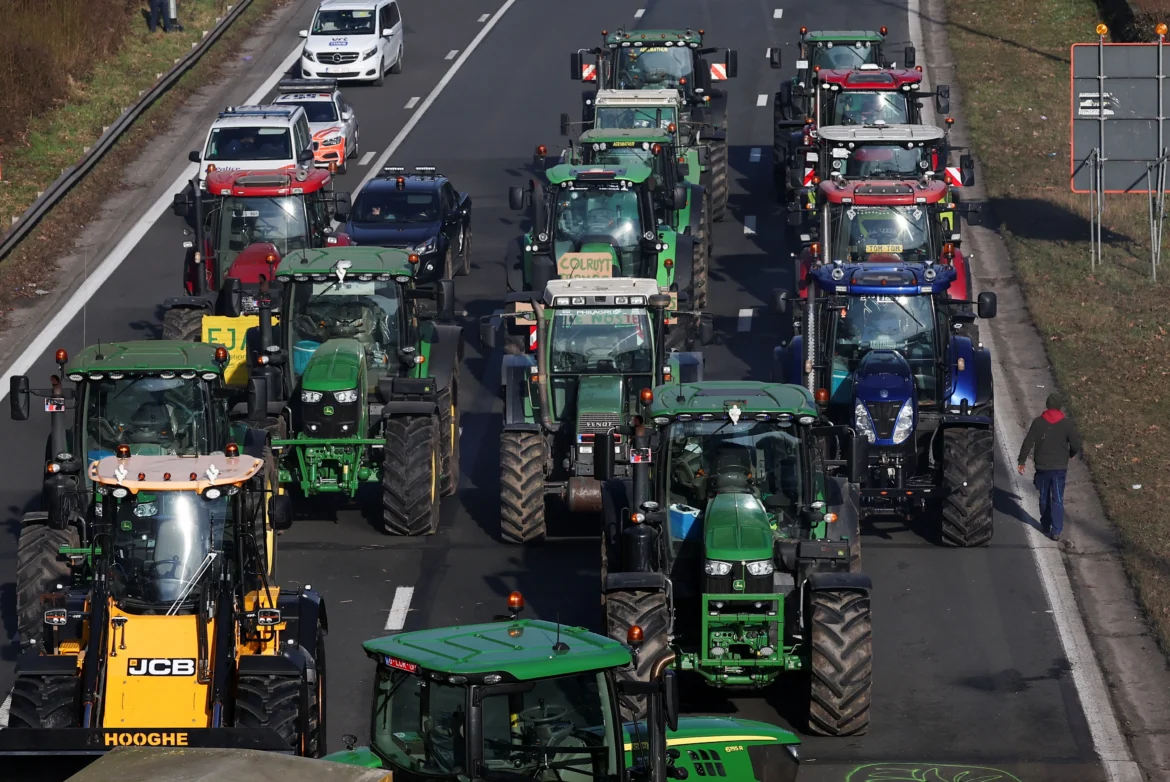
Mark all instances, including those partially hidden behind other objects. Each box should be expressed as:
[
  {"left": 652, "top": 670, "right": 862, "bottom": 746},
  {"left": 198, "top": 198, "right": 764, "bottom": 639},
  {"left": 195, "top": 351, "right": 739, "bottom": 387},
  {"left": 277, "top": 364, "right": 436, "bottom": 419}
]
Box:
[{"left": 165, "top": 167, "right": 351, "bottom": 341}]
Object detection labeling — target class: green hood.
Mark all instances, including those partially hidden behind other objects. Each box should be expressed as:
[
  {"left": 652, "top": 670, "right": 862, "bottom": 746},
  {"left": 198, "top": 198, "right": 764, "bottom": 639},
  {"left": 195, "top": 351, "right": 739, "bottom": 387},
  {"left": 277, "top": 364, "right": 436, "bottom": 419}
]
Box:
[
  {"left": 622, "top": 714, "right": 799, "bottom": 749},
  {"left": 300, "top": 338, "right": 364, "bottom": 393},
  {"left": 622, "top": 715, "right": 799, "bottom": 779},
  {"left": 703, "top": 493, "right": 775, "bottom": 562},
  {"left": 321, "top": 746, "right": 384, "bottom": 769}
]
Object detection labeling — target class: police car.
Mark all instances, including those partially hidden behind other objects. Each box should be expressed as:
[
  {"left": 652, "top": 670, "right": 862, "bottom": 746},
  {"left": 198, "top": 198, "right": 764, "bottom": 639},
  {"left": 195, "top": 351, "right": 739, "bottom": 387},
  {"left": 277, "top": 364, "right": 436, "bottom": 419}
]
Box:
[
  {"left": 273, "top": 78, "right": 360, "bottom": 173},
  {"left": 298, "top": 0, "right": 404, "bottom": 85},
  {"left": 344, "top": 166, "right": 473, "bottom": 281},
  {"left": 189, "top": 104, "right": 314, "bottom": 186}
]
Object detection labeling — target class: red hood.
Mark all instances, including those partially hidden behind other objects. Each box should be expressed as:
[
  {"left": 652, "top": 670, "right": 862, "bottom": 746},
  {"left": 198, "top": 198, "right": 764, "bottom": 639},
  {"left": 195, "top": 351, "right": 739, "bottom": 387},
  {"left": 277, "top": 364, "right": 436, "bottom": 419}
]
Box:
[
  {"left": 1042, "top": 409, "right": 1065, "bottom": 424},
  {"left": 225, "top": 242, "right": 282, "bottom": 285}
]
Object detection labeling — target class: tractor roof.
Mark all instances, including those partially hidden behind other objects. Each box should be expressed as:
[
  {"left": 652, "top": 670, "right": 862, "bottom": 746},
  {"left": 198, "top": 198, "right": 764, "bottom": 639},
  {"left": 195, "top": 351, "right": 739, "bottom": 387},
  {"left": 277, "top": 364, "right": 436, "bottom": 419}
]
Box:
[
  {"left": 804, "top": 30, "right": 885, "bottom": 42},
  {"left": 363, "top": 619, "right": 632, "bottom": 680},
  {"left": 544, "top": 278, "right": 660, "bottom": 305},
  {"left": 816, "top": 66, "right": 923, "bottom": 89},
  {"left": 594, "top": 89, "right": 683, "bottom": 109},
  {"left": 809, "top": 261, "right": 956, "bottom": 296},
  {"left": 819, "top": 124, "right": 944, "bottom": 143},
  {"left": 276, "top": 247, "right": 414, "bottom": 278},
  {"left": 579, "top": 128, "right": 672, "bottom": 144},
  {"left": 65, "top": 341, "right": 226, "bottom": 377},
  {"left": 204, "top": 168, "right": 333, "bottom": 196},
  {"left": 89, "top": 452, "right": 264, "bottom": 492},
  {"left": 820, "top": 178, "right": 950, "bottom": 205},
  {"left": 603, "top": 28, "right": 703, "bottom": 48},
  {"left": 646, "top": 381, "right": 818, "bottom": 418},
  {"left": 546, "top": 163, "right": 653, "bottom": 185}
]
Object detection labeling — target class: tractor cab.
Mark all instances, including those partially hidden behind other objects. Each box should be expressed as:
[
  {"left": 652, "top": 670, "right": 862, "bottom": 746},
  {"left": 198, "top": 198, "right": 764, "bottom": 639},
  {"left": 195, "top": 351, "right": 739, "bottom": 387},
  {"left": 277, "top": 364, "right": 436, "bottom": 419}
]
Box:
[{"left": 779, "top": 28, "right": 907, "bottom": 81}]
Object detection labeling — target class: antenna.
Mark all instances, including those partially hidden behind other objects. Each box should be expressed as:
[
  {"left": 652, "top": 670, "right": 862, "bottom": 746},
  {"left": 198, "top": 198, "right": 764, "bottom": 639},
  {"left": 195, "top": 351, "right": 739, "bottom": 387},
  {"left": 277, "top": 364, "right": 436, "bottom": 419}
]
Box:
[{"left": 552, "top": 612, "right": 570, "bottom": 652}]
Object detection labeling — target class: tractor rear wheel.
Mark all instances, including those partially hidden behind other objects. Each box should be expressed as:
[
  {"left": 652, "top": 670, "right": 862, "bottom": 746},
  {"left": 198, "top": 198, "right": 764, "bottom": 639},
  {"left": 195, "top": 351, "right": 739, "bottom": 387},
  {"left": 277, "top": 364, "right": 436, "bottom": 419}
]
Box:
[
  {"left": 459, "top": 226, "right": 473, "bottom": 276},
  {"left": 236, "top": 622, "right": 324, "bottom": 758},
  {"left": 709, "top": 135, "right": 729, "bottom": 222},
  {"left": 438, "top": 375, "right": 460, "bottom": 497},
  {"left": 8, "top": 675, "right": 80, "bottom": 728},
  {"left": 162, "top": 308, "right": 204, "bottom": 342},
  {"left": 605, "top": 590, "right": 670, "bottom": 722},
  {"left": 382, "top": 415, "right": 441, "bottom": 535},
  {"left": 692, "top": 191, "right": 711, "bottom": 309},
  {"left": 499, "top": 430, "right": 545, "bottom": 544},
  {"left": 807, "top": 589, "right": 873, "bottom": 737},
  {"left": 940, "top": 425, "right": 994, "bottom": 547},
  {"left": 16, "top": 523, "right": 78, "bottom": 650}
]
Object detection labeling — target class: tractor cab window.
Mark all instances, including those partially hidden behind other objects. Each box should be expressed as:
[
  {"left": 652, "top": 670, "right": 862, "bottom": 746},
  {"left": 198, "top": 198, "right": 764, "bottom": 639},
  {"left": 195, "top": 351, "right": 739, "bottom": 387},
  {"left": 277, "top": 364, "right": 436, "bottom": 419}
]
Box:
[
  {"left": 832, "top": 204, "right": 934, "bottom": 264},
  {"left": 552, "top": 184, "right": 645, "bottom": 276},
  {"left": 832, "top": 294, "right": 939, "bottom": 403},
  {"left": 616, "top": 46, "right": 694, "bottom": 94},
  {"left": 210, "top": 195, "right": 310, "bottom": 277},
  {"left": 84, "top": 377, "right": 213, "bottom": 462},
  {"left": 595, "top": 106, "right": 677, "bottom": 134},
  {"left": 287, "top": 279, "right": 402, "bottom": 380},
  {"left": 588, "top": 143, "right": 656, "bottom": 169},
  {"left": 550, "top": 309, "right": 653, "bottom": 374},
  {"left": 107, "top": 489, "right": 230, "bottom": 607},
  {"left": 808, "top": 41, "right": 877, "bottom": 70},
  {"left": 352, "top": 190, "right": 440, "bottom": 224},
  {"left": 831, "top": 91, "right": 910, "bottom": 126},
  {"left": 372, "top": 667, "right": 468, "bottom": 778},
  {"left": 479, "top": 672, "right": 618, "bottom": 781},
  {"left": 665, "top": 420, "right": 806, "bottom": 544},
  {"left": 839, "top": 143, "right": 928, "bottom": 178},
  {"left": 205, "top": 127, "right": 293, "bottom": 161}
]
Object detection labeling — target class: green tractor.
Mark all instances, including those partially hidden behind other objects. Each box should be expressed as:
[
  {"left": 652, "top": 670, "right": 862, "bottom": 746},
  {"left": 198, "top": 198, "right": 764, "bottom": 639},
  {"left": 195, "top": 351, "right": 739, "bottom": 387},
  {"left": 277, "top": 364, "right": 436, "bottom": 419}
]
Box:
[
  {"left": 596, "top": 381, "right": 875, "bottom": 737},
  {"left": 246, "top": 246, "right": 463, "bottom": 536},
  {"left": 480, "top": 279, "right": 711, "bottom": 544},
  {"left": 323, "top": 589, "right": 802, "bottom": 782},
  {"left": 7, "top": 341, "right": 283, "bottom": 650}
]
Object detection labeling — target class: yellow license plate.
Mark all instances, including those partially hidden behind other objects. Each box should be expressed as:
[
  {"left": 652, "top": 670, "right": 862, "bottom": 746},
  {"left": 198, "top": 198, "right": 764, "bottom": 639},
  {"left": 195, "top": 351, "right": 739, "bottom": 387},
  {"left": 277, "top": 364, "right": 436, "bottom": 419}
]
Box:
[
  {"left": 865, "top": 244, "right": 903, "bottom": 253},
  {"left": 202, "top": 315, "right": 280, "bottom": 387}
]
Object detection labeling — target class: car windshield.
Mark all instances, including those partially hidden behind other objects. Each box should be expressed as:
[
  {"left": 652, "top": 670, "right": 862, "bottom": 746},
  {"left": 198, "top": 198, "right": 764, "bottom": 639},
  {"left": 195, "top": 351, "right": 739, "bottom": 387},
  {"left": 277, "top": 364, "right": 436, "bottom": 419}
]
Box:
[
  {"left": 665, "top": 421, "right": 806, "bottom": 544},
  {"left": 615, "top": 46, "right": 694, "bottom": 92},
  {"left": 831, "top": 91, "right": 910, "bottom": 125},
  {"left": 832, "top": 204, "right": 934, "bottom": 263},
  {"left": 352, "top": 190, "right": 440, "bottom": 224},
  {"left": 311, "top": 9, "right": 375, "bottom": 34},
  {"left": 288, "top": 279, "right": 401, "bottom": 381},
  {"left": 205, "top": 127, "right": 292, "bottom": 162},
  {"left": 595, "top": 106, "right": 676, "bottom": 133},
  {"left": 84, "top": 377, "right": 212, "bottom": 462},
  {"left": 833, "top": 294, "right": 939, "bottom": 402},
  {"left": 282, "top": 100, "right": 338, "bottom": 123},
  {"left": 211, "top": 195, "right": 309, "bottom": 274},
  {"left": 552, "top": 184, "right": 644, "bottom": 274},
  {"left": 550, "top": 308, "right": 653, "bottom": 374},
  {"left": 838, "top": 143, "right": 929, "bottom": 178},
  {"left": 809, "top": 41, "right": 878, "bottom": 70},
  {"left": 107, "top": 490, "right": 228, "bottom": 606}
]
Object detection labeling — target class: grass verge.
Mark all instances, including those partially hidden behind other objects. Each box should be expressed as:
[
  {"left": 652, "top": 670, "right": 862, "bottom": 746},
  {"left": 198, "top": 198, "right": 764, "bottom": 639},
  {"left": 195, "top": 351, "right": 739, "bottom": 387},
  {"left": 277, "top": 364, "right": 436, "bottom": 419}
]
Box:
[
  {"left": 0, "top": 0, "right": 288, "bottom": 322},
  {"left": 946, "top": 0, "right": 1170, "bottom": 649}
]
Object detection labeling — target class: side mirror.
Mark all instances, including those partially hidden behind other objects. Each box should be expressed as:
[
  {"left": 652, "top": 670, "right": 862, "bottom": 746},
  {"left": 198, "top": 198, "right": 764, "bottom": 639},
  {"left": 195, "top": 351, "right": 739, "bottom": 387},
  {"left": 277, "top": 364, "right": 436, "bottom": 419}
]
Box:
[
  {"left": 977, "top": 291, "right": 997, "bottom": 320},
  {"left": 698, "top": 312, "right": 715, "bottom": 345},
  {"left": 333, "top": 191, "right": 352, "bottom": 218},
  {"left": 247, "top": 375, "right": 269, "bottom": 419},
  {"left": 725, "top": 49, "right": 738, "bottom": 78},
  {"left": 435, "top": 279, "right": 456, "bottom": 321},
  {"left": 672, "top": 185, "right": 688, "bottom": 211},
  {"left": 959, "top": 153, "right": 976, "bottom": 187},
  {"left": 570, "top": 51, "right": 583, "bottom": 81},
  {"left": 848, "top": 431, "right": 870, "bottom": 485},
  {"left": 663, "top": 669, "right": 680, "bottom": 732},
  {"left": 172, "top": 192, "right": 190, "bottom": 218},
  {"left": 342, "top": 110, "right": 353, "bottom": 121},
  {"left": 965, "top": 204, "right": 984, "bottom": 227},
  {"left": 594, "top": 431, "right": 615, "bottom": 481},
  {"left": 270, "top": 494, "right": 294, "bottom": 531},
  {"left": 508, "top": 185, "right": 525, "bottom": 212},
  {"left": 769, "top": 47, "right": 782, "bottom": 69},
  {"left": 695, "top": 59, "right": 712, "bottom": 94},
  {"left": 935, "top": 85, "right": 951, "bottom": 115},
  {"left": 188, "top": 150, "right": 201, "bottom": 164},
  {"left": 648, "top": 293, "right": 672, "bottom": 311},
  {"left": 297, "top": 148, "right": 314, "bottom": 163},
  {"left": 298, "top": 29, "right": 308, "bottom": 39},
  {"left": 479, "top": 317, "right": 497, "bottom": 350},
  {"left": 382, "top": 28, "right": 393, "bottom": 37},
  {"left": 10, "top": 375, "right": 30, "bottom": 421},
  {"left": 904, "top": 45, "right": 916, "bottom": 69},
  {"left": 560, "top": 112, "right": 571, "bottom": 137},
  {"left": 771, "top": 289, "right": 789, "bottom": 314}
]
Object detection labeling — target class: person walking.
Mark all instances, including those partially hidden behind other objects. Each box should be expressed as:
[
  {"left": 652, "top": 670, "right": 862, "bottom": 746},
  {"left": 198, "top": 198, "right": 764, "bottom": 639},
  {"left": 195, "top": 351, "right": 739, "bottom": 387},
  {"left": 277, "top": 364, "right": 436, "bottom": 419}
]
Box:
[
  {"left": 1017, "top": 392, "right": 1082, "bottom": 541},
  {"left": 148, "top": 0, "right": 171, "bottom": 33}
]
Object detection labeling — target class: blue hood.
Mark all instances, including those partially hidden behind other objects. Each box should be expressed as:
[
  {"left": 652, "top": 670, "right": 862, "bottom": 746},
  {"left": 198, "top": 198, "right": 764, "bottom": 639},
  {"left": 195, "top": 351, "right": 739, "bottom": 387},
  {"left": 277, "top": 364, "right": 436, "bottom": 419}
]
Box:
[
  {"left": 343, "top": 221, "right": 440, "bottom": 249},
  {"left": 853, "top": 350, "right": 915, "bottom": 404}
]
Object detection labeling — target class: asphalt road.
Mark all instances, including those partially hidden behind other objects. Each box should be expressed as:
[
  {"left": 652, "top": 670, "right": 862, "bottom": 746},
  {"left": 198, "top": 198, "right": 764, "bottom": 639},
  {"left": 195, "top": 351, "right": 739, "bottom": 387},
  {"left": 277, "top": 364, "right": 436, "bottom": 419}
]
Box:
[{"left": 0, "top": 1, "right": 1109, "bottom": 780}]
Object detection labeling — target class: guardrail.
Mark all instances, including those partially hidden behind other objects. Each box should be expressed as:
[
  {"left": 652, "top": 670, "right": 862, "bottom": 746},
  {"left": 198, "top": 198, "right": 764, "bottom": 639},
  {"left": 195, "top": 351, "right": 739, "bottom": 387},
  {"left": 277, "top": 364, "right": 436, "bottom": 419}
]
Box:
[{"left": 0, "top": 0, "right": 255, "bottom": 263}]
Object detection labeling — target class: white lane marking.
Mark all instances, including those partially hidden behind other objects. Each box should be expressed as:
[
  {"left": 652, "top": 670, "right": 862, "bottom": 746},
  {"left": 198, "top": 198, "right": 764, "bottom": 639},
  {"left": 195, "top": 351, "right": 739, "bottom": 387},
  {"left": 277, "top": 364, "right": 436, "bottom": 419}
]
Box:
[
  {"left": 351, "top": 0, "right": 520, "bottom": 195},
  {"left": 765, "top": 47, "right": 771, "bottom": 58},
  {"left": 756, "top": 93, "right": 768, "bottom": 107},
  {"left": 404, "top": 96, "right": 420, "bottom": 109},
  {"left": 0, "top": 690, "right": 10, "bottom": 728},
  {"left": 749, "top": 148, "right": 761, "bottom": 163},
  {"left": 358, "top": 151, "right": 375, "bottom": 166},
  {"left": 737, "top": 308, "right": 754, "bottom": 332},
  {"left": 635, "top": 8, "right": 645, "bottom": 17},
  {"left": 477, "top": 13, "right": 490, "bottom": 22},
  {"left": 743, "top": 215, "right": 757, "bottom": 235},
  {"left": 773, "top": 8, "right": 783, "bottom": 18},
  {"left": 385, "top": 586, "right": 415, "bottom": 631},
  {"left": 445, "top": 49, "right": 459, "bottom": 60},
  {"left": 0, "top": 42, "right": 305, "bottom": 405}
]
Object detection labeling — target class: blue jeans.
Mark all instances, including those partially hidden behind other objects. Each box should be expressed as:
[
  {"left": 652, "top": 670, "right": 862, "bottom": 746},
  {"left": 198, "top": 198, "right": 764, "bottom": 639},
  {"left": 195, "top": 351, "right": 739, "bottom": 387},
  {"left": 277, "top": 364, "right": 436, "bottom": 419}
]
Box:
[
  {"left": 148, "top": 0, "right": 170, "bottom": 32},
  {"left": 1035, "top": 469, "right": 1067, "bottom": 536}
]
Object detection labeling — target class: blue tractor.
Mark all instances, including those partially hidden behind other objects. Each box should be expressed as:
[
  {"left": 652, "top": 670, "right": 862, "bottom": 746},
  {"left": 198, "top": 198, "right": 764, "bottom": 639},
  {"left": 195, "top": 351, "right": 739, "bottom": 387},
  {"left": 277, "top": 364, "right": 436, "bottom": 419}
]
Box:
[{"left": 771, "top": 260, "right": 998, "bottom": 546}]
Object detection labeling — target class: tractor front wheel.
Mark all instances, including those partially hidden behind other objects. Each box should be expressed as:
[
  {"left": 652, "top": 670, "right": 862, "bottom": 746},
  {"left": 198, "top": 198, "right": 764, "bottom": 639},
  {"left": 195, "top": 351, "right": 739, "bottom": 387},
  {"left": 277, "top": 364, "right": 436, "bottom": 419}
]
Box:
[
  {"left": 692, "top": 190, "right": 711, "bottom": 309},
  {"left": 499, "top": 430, "right": 545, "bottom": 543},
  {"left": 605, "top": 590, "right": 670, "bottom": 723},
  {"left": 807, "top": 589, "right": 873, "bottom": 737},
  {"left": 438, "top": 376, "right": 460, "bottom": 497},
  {"left": 382, "top": 415, "right": 441, "bottom": 535},
  {"left": 940, "top": 425, "right": 995, "bottom": 547},
  {"left": 16, "top": 523, "right": 78, "bottom": 650},
  {"left": 162, "top": 308, "right": 204, "bottom": 342},
  {"left": 708, "top": 135, "right": 729, "bottom": 222},
  {"left": 8, "top": 675, "right": 80, "bottom": 728},
  {"left": 236, "top": 623, "right": 324, "bottom": 758}
]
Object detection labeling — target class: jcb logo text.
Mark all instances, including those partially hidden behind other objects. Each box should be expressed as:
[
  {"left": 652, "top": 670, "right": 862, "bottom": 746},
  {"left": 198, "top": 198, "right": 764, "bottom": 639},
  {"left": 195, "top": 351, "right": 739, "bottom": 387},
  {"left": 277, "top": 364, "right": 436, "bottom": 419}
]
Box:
[
  {"left": 127, "top": 658, "right": 196, "bottom": 676},
  {"left": 104, "top": 731, "right": 189, "bottom": 747}
]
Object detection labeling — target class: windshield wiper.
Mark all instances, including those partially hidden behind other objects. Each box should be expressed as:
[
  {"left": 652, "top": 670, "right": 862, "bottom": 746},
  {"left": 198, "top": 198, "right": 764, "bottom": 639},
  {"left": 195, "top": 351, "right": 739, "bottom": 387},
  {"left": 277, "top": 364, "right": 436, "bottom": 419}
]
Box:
[
  {"left": 888, "top": 297, "right": 925, "bottom": 330},
  {"left": 165, "top": 551, "right": 217, "bottom": 616}
]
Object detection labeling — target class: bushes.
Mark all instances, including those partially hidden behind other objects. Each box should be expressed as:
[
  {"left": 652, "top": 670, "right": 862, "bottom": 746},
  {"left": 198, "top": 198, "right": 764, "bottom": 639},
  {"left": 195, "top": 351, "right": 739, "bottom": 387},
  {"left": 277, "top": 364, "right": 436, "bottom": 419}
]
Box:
[{"left": 0, "top": 0, "right": 136, "bottom": 143}]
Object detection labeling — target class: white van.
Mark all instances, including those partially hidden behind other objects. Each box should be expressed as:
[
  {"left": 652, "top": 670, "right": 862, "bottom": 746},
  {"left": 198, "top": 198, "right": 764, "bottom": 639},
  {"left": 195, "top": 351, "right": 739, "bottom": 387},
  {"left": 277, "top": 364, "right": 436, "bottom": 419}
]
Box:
[
  {"left": 191, "top": 105, "right": 315, "bottom": 186},
  {"left": 298, "top": 0, "right": 404, "bottom": 85}
]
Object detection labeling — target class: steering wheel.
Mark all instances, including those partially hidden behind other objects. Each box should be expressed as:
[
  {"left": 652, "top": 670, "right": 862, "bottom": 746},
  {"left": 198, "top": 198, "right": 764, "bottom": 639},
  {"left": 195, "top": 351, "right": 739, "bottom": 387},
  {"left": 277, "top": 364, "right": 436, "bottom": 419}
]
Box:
[{"left": 518, "top": 703, "right": 570, "bottom": 725}]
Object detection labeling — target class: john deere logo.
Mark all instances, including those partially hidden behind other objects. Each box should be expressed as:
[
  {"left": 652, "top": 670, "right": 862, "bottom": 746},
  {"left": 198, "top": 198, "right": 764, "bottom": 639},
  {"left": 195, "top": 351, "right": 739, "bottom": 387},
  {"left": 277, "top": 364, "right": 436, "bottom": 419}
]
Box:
[
  {"left": 733, "top": 579, "right": 745, "bottom": 591},
  {"left": 323, "top": 406, "right": 334, "bottom": 416}
]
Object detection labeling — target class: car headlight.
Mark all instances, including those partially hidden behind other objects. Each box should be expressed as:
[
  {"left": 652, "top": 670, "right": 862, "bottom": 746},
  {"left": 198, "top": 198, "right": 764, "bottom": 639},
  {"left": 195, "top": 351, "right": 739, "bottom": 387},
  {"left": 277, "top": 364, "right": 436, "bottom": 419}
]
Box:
[
  {"left": 746, "top": 560, "right": 774, "bottom": 576},
  {"left": 302, "top": 390, "right": 323, "bottom": 403},
  {"left": 361, "top": 46, "right": 378, "bottom": 60},
  {"left": 334, "top": 389, "right": 358, "bottom": 404},
  {"left": 320, "top": 134, "right": 343, "bottom": 147},
  {"left": 854, "top": 402, "right": 876, "bottom": 443},
  {"left": 704, "top": 560, "right": 732, "bottom": 576},
  {"left": 303, "top": 49, "right": 316, "bottom": 62},
  {"left": 411, "top": 236, "right": 437, "bottom": 254},
  {"left": 891, "top": 400, "right": 914, "bottom": 444}
]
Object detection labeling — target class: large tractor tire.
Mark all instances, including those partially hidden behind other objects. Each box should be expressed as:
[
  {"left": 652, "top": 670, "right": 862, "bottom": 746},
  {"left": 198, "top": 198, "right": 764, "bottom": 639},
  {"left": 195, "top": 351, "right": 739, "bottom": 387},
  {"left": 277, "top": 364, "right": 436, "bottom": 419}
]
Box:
[
  {"left": 692, "top": 191, "right": 711, "bottom": 309},
  {"left": 16, "top": 524, "right": 78, "bottom": 650},
  {"left": 708, "top": 134, "right": 730, "bottom": 222},
  {"left": 382, "top": 415, "right": 441, "bottom": 536},
  {"left": 161, "top": 308, "right": 204, "bottom": 342},
  {"left": 940, "top": 425, "right": 994, "bottom": 547},
  {"left": 442, "top": 245, "right": 456, "bottom": 279},
  {"left": 236, "top": 626, "right": 326, "bottom": 756},
  {"left": 605, "top": 590, "right": 671, "bottom": 722},
  {"left": 8, "top": 675, "right": 80, "bottom": 728},
  {"left": 438, "top": 375, "right": 460, "bottom": 497},
  {"left": 500, "top": 430, "right": 545, "bottom": 544},
  {"left": 807, "top": 589, "right": 873, "bottom": 737},
  {"left": 459, "top": 225, "right": 473, "bottom": 276}
]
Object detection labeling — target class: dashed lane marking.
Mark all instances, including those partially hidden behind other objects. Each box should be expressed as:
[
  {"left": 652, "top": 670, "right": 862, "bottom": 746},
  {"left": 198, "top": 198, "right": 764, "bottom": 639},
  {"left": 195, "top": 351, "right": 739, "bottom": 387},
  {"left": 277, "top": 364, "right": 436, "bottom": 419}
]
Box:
[
  {"left": 405, "top": 96, "right": 420, "bottom": 109},
  {"left": 737, "top": 308, "right": 754, "bottom": 332},
  {"left": 445, "top": 49, "right": 459, "bottom": 60},
  {"left": 765, "top": 47, "right": 771, "bottom": 58},
  {"left": 749, "top": 148, "right": 761, "bottom": 163},
  {"left": 477, "top": 13, "right": 490, "bottom": 22},
  {"left": 358, "top": 151, "right": 375, "bottom": 166},
  {"left": 773, "top": 8, "right": 783, "bottom": 18},
  {"left": 385, "top": 586, "right": 415, "bottom": 631},
  {"left": 635, "top": 8, "right": 645, "bottom": 17},
  {"left": 744, "top": 215, "right": 757, "bottom": 235},
  {"left": 756, "top": 93, "right": 768, "bottom": 107}
]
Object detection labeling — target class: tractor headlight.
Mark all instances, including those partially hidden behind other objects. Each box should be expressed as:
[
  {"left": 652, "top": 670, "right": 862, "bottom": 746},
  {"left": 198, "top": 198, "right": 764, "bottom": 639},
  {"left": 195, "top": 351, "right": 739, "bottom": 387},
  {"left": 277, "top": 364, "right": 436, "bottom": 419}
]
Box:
[
  {"left": 746, "top": 560, "right": 774, "bottom": 576},
  {"left": 321, "top": 134, "right": 343, "bottom": 147},
  {"left": 891, "top": 400, "right": 914, "bottom": 444},
  {"left": 854, "top": 402, "right": 876, "bottom": 443},
  {"left": 334, "top": 389, "right": 358, "bottom": 404},
  {"left": 302, "top": 390, "right": 323, "bottom": 403},
  {"left": 361, "top": 46, "right": 378, "bottom": 60},
  {"left": 411, "top": 236, "right": 437, "bottom": 255},
  {"left": 785, "top": 744, "right": 800, "bottom": 761},
  {"left": 704, "top": 560, "right": 732, "bottom": 576}
]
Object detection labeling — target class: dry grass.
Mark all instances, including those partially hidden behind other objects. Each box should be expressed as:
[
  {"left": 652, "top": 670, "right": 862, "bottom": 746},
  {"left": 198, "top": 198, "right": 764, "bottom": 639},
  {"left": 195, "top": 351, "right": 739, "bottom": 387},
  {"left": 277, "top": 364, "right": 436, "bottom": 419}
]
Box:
[{"left": 948, "top": 0, "right": 1170, "bottom": 648}]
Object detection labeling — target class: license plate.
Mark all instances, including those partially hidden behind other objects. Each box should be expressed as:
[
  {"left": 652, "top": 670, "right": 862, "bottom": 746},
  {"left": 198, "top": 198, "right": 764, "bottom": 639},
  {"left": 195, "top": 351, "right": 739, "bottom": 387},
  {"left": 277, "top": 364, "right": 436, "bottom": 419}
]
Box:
[
  {"left": 866, "top": 244, "right": 903, "bottom": 253},
  {"left": 630, "top": 447, "right": 652, "bottom": 464},
  {"left": 45, "top": 397, "right": 65, "bottom": 413}
]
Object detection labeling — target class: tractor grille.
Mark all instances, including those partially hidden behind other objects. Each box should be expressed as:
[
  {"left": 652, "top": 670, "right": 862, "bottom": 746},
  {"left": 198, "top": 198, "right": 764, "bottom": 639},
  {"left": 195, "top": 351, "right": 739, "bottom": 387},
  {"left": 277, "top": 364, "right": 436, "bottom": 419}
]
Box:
[
  {"left": 704, "top": 562, "right": 773, "bottom": 598},
  {"left": 687, "top": 749, "right": 727, "bottom": 777},
  {"left": 865, "top": 401, "right": 902, "bottom": 440},
  {"left": 298, "top": 397, "right": 360, "bottom": 439},
  {"left": 578, "top": 412, "right": 621, "bottom": 434},
  {"left": 322, "top": 52, "right": 359, "bottom": 65}
]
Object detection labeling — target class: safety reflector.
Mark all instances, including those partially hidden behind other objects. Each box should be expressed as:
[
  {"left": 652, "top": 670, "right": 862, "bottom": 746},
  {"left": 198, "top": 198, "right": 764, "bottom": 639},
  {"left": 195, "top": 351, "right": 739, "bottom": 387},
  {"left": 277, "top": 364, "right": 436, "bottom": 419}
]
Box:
[
  {"left": 803, "top": 168, "right": 816, "bottom": 186},
  {"left": 710, "top": 63, "right": 728, "bottom": 80},
  {"left": 582, "top": 63, "right": 597, "bottom": 81},
  {"left": 945, "top": 166, "right": 962, "bottom": 185}
]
